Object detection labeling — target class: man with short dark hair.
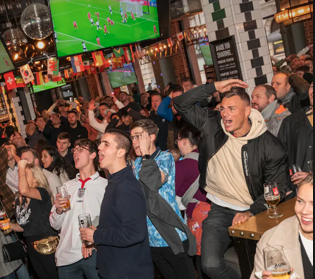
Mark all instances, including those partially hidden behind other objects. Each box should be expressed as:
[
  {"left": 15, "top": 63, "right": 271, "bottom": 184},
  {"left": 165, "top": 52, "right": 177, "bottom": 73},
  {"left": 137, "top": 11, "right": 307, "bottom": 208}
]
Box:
[
  {"left": 66, "top": 111, "right": 88, "bottom": 147},
  {"left": 50, "top": 139, "right": 107, "bottom": 279},
  {"left": 181, "top": 77, "right": 194, "bottom": 93},
  {"left": 97, "top": 103, "right": 110, "bottom": 121},
  {"left": 174, "top": 79, "right": 292, "bottom": 279},
  {"left": 141, "top": 93, "right": 151, "bottom": 111},
  {"left": 80, "top": 129, "right": 154, "bottom": 279},
  {"left": 304, "top": 57, "right": 313, "bottom": 74},
  {"left": 252, "top": 84, "right": 291, "bottom": 136},
  {"left": 25, "top": 122, "right": 45, "bottom": 149},
  {"left": 57, "top": 132, "right": 74, "bottom": 165},
  {"left": 44, "top": 113, "right": 68, "bottom": 147},
  {"left": 35, "top": 116, "right": 46, "bottom": 132},
  {"left": 148, "top": 92, "right": 169, "bottom": 151},
  {"left": 295, "top": 65, "right": 311, "bottom": 79},
  {"left": 130, "top": 119, "right": 196, "bottom": 278},
  {"left": 119, "top": 91, "right": 142, "bottom": 112}
]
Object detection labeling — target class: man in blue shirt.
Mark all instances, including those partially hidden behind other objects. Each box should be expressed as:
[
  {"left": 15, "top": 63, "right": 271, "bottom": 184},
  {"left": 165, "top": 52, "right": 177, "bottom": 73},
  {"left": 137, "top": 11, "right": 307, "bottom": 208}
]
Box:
[{"left": 130, "top": 119, "right": 196, "bottom": 279}]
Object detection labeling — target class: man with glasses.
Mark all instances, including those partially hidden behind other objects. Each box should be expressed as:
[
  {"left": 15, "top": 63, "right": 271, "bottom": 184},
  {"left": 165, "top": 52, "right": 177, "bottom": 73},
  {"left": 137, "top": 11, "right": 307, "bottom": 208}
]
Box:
[
  {"left": 50, "top": 139, "right": 107, "bottom": 279},
  {"left": 130, "top": 119, "right": 196, "bottom": 279}
]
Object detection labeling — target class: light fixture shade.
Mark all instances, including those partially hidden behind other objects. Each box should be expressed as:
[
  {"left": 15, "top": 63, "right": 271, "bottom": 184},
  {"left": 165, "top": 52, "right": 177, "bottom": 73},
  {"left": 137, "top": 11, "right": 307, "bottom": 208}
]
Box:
[
  {"left": 2, "top": 27, "right": 28, "bottom": 46},
  {"left": 20, "top": 3, "right": 53, "bottom": 40},
  {"left": 275, "top": 1, "right": 313, "bottom": 24}
]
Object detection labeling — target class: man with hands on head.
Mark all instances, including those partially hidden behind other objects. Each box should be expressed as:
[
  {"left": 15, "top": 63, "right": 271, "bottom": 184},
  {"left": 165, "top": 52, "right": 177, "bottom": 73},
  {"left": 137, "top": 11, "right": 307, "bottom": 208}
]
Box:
[
  {"left": 80, "top": 129, "right": 154, "bottom": 279},
  {"left": 49, "top": 139, "right": 107, "bottom": 279},
  {"left": 130, "top": 119, "right": 196, "bottom": 279},
  {"left": 173, "top": 79, "right": 293, "bottom": 279}
]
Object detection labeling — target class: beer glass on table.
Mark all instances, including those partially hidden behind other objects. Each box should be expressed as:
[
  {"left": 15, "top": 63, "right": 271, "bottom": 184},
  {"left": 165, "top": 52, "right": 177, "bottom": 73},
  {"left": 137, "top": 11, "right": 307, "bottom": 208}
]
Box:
[
  {"left": 79, "top": 213, "right": 94, "bottom": 248},
  {"left": 264, "top": 182, "right": 283, "bottom": 218},
  {"left": 264, "top": 245, "right": 291, "bottom": 279},
  {"left": 0, "top": 200, "right": 12, "bottom": 234},
  {"left": 56, "top": 186, "right": 71, "bottom": 213}
]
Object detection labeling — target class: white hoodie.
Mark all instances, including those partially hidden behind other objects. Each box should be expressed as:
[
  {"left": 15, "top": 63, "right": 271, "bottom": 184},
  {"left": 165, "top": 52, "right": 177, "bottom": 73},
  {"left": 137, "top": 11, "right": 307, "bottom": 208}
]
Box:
[{"left": 206, "top": 109, "right": 267, "bottom": 209}]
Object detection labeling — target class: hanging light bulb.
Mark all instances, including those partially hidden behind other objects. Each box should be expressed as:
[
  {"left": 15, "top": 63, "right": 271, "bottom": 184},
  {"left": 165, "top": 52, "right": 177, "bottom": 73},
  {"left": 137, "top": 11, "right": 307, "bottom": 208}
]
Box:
[{"left": 36, "top": 40, "right": 46, "bottom": 49}]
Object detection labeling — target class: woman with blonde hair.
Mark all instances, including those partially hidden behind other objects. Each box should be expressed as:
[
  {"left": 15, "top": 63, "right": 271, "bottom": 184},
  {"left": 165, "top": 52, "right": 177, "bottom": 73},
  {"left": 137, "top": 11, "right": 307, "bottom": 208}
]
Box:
[
  {"left": 251, "top": 174, "right": 313, "bottom": 279},
  {"left": 0, "top": 160, "right": 59, "bottom": 279}
]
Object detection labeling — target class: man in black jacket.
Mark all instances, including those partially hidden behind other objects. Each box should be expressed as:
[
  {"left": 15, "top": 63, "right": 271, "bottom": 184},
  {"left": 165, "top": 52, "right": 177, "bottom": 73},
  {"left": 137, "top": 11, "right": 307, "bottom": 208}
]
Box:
[
  {"left": 272, "top": 73, "right": 310, "bottom": 113},
  {"left": 278, "top": 82, "right": 313, "bottom": 185},
  {"left": 174, "top": 79, "right": 293, "bottom": 279},
  {"left": 66, "top": 111, "right": 88, "bottom": 147},
  {"left": 43, "top": 113, "right": 68, "bottom": 147},
  {"left": 80, "top": 129, "right": 154, "bottom": 279}
]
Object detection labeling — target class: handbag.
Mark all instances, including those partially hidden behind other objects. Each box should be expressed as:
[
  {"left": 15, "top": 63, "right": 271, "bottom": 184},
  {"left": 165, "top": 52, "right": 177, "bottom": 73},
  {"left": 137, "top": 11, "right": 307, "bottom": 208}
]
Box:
[
  {"left": 2, "top": 235, "right": 27, "bottom": 263},
  {"left": 32, "top": 236, "right": 59, "bottom": 255}
]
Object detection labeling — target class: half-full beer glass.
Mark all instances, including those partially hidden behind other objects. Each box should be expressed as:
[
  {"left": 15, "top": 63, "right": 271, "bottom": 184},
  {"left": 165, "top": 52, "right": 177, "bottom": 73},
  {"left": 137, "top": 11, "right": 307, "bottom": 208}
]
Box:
[
  {"left": 264, "top": 182, "right": 283, "bottom": 218},
  {"left": 264, "top": 245, "right": 291, "bottom": 279},
  {"left": 79, "top": 213, "right": 94, "bottom": 248},
  {"left": 56, "top": 186, "right": 71, "bottom": 212},
  {"left": 0, "top": 200, "right": 12, "bottom": 234}
]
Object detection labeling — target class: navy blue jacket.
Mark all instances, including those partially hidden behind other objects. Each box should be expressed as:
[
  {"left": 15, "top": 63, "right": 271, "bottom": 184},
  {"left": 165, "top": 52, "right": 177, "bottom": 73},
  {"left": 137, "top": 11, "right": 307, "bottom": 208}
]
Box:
[{"left": 94, "top": 166, "right": 154, "bottom": 279}]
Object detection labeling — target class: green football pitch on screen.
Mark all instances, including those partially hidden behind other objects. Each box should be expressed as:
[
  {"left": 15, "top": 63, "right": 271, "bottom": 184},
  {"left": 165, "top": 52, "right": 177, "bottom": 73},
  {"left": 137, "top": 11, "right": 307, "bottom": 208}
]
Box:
[{"left": 50, "top": 0, "right": 160, "bottom": 58}]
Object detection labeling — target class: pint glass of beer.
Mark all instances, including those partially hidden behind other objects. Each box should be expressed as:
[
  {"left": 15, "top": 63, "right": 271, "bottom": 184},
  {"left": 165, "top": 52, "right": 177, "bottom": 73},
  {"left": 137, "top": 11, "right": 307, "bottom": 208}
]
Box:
[
  {"left": 56, "top": 186, "right": 71, "bottom": 212},
  {"left": 78, "top": 214, "right": 94, "bottom": 248},
  {"left": 264, "top": 182, "right": 283, "bottom": 219},
  {"left": 0, "top": 201, "right": 12, "bottom": 234},
  {"left": 264, "top": 245, "right": 291, "bottom": 279}
]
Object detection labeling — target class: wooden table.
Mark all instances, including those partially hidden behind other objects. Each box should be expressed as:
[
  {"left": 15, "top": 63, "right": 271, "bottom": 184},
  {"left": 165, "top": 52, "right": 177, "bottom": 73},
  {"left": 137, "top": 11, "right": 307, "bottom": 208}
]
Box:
[{"left": 228, "top": 198, "right": 297, "bottom": 279}]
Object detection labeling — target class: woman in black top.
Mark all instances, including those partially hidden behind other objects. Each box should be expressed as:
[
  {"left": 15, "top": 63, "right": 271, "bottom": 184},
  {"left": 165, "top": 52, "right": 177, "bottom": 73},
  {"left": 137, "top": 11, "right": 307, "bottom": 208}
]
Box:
[{"left": 3, "top": 160, "right": 59, "bottom": 279}]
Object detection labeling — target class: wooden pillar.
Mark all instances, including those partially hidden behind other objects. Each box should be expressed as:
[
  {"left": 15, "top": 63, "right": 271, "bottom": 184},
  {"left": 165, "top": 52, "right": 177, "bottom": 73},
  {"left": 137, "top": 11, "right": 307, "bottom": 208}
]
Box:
[{"left": 101, "top": 71, "right": 113, "bottom": 96}]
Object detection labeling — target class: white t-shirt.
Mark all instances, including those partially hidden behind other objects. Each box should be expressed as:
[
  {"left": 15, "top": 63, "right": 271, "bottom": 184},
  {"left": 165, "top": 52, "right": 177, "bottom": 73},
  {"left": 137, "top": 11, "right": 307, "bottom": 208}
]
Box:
[{"left": 299, "top": 231, "right": 313, "bottom": 266}]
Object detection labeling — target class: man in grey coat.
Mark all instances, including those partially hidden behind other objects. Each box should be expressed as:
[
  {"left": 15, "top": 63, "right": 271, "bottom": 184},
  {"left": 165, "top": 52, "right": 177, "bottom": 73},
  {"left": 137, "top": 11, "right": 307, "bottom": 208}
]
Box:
[{"left": 252, "top": 84, "right": 291, "bottom": 136}]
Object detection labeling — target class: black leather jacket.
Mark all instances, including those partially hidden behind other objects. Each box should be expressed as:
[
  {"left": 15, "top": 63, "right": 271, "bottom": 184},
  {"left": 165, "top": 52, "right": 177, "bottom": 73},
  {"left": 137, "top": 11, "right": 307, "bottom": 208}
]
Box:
[{"left": 174, "top": 83, "right": 294, "bottom": 215}]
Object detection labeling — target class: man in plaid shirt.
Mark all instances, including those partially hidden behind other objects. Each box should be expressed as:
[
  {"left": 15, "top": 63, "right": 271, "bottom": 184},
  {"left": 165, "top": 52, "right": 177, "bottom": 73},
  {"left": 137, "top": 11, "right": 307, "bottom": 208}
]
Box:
[{"left": 0, "top": 146, "right": 15, "bottom": 218}]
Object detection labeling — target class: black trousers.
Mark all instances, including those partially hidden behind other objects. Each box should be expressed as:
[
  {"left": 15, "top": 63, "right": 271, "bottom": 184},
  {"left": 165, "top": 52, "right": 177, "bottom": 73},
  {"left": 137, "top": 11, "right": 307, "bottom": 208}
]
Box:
[
  {"left": 151, "top": 240, "right": 196, "bottom": 279},
  {"left": 26, "top": 237, "right": 59, "bottom": 279}
]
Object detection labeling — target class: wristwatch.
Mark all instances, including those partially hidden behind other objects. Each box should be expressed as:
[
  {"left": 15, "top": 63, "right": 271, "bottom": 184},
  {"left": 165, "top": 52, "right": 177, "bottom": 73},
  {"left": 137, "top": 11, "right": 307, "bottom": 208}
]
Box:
[{"left": 142, "top": 154, "right": 151, "bottom": 160}]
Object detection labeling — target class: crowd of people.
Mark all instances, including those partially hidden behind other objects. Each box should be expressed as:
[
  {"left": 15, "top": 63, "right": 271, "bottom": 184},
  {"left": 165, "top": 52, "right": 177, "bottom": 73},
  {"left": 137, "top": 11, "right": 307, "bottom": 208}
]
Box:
[{"left": 0, "top": 48, "right": 313, "bottom": 279}]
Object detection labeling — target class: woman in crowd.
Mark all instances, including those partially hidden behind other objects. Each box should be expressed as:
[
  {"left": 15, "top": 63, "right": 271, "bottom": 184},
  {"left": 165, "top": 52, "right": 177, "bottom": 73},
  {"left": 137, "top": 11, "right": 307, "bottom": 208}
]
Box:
[
  {"left": 41, "top": 147, "right": 76, "bottom": 184},
  {"left": 251, "top": 174, "right": 313, "bottom": 279},
  {"left": 1, "top": 160, "right": 59, "bottom": 279},
  {"left": 0, "top": 146, "right": 30, "bottom": 279},
  {"left": 175, "top": 126, "right": 211, "bottom": 279}
]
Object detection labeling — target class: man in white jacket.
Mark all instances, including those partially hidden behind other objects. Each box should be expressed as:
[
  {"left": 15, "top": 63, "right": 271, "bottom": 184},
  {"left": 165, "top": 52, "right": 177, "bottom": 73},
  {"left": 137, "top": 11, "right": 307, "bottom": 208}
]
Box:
[{"left": 50, "top": 139, "right": 107, "bottom": 279}]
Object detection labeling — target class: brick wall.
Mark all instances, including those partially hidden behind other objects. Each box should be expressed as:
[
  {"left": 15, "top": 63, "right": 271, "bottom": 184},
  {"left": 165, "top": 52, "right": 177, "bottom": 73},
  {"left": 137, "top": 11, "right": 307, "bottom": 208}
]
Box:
[
  {"left": 304, "top": 19, "right": 313, "bottom": 46},
  {"left": 170, "top": 21, "right": 190, "bottom": 84}
]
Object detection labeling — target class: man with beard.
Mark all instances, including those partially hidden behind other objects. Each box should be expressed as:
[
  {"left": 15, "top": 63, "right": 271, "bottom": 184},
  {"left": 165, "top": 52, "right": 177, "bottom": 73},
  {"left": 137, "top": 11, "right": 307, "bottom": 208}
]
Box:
[
  {"left": 118, "top": 91, "right": 142, "bottom": 112},
  {"left": 251, "top": 84, "right": 291, "bottom": 136},
  {"left": 43, "top": 113, "right": 68, "bottom": 147},
  {"left": 80, "top": 130, "right": 153, "bottom": 279}
]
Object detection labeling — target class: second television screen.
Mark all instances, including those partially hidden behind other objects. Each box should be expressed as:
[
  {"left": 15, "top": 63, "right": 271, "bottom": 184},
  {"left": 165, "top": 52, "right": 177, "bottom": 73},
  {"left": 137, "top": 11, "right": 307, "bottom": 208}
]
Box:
[{"left": 50, "top": 0, "right": 160, "bottom": 58}]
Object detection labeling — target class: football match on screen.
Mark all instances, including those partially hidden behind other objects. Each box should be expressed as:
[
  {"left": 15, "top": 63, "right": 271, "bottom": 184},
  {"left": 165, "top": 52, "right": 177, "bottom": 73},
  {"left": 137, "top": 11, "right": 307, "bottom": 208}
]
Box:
[{"left": 50, "top": 0, "right": 160, "bottom": 58}]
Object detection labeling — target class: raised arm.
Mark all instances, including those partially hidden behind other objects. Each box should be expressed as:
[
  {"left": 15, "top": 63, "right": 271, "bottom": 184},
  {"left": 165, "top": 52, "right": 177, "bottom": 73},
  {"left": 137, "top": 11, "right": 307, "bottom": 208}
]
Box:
[{"left": 174, "top": 80, "right": 248, "bottom": 132}]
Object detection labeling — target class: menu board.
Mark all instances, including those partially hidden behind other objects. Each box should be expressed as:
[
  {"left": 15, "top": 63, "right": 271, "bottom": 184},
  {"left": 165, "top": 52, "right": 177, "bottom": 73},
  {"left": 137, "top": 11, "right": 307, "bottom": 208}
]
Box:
[{"left": 210, "top": 36, "right": 242, "bottom": 81}]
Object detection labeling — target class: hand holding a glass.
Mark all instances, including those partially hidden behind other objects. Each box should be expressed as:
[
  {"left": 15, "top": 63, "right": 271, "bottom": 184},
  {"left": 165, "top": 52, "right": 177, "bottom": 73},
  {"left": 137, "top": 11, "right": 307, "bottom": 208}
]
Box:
[
  {"left": 79, "top": 214, "right": 97, "bottom": 248},
  {"left": 56, "top": 186, "right": 71, "bottom": 214}
]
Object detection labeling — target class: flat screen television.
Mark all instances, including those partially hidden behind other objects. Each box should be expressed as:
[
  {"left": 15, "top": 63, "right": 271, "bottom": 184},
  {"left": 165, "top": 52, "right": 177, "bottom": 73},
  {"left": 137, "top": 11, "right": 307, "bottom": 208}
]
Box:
[
  {"left": 0, "top": 36, "right": 15, "bottom": 74},
  {"left": 50, "top": 0, "right": 162, "bottom": 58},
  {"left": 107, "top": 63, "right": 137, "bottom": 88},
  {"left": 31, "top": 79, "right": 66, "bottom": 93},
  {"left": 199, "top": 37, "right": 213, "bottom": 66}
]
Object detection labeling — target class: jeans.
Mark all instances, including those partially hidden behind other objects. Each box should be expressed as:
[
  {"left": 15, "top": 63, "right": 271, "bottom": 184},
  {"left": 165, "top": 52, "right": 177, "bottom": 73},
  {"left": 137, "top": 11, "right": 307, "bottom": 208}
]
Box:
[
  {"left": 151, "top": 240, "right": 196, "bottom": 279},
  {"left": 1, "top": 265, "right": 30, "bottom": 279},
  {"left": 58, "top": 251, "right": 100, "bottom": 279},
  {"left": 201, "top": 203, "right": 243, "bottom": 279}
]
